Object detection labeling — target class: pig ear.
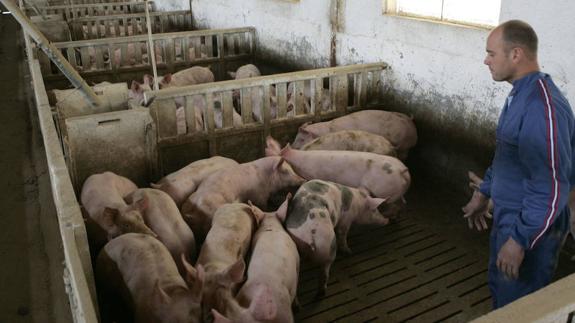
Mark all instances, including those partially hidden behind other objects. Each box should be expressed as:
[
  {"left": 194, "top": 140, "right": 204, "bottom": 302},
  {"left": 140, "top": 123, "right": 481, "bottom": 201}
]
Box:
[
  {"left": 227, "top": 71, "right": 236, "bottom": 79},
  {"left": 130, "top": 80, "right": 141, "bottom": 91},
  {"left": 183, "top": 256, "right": 204, "bottom": 300},
  {"left": 102, "top": 207, "right": 119, "bottom": 228},
  {"left": 143, "top": 74, "right": 154, "bottom": 85},
  {"left": 154, "top": 280, "right": 172, "bottom": 305},
  {"left": 225, "top": 258, "right": 245, "bottom": 284},
  {"left": 368, "top": 196, "right": 387, "bottom": 211},
  {"left": 298, "top": 122, "right": 311, "bottom": 133},
  {"left": 163, "top": 73, "right": 172, "bottom": 84},
  {"left": 247, "top": 200, "right": 265, "bottom": 225},
  {"left": 298, "top": 122, "right": 320, "bottom": 138},
  {"left": 267, "top": 136, "right": 288, "bottom": 157},
  {"left": 249, "top": 285, "right": 277, "bottom": 321},
  {"left": 149, "top": 182, "right": 162, "bottom": 189},
  {"left": 133, "top": 196, "right": 149, "bottom": 212},
  {"left": 211, "top": 309, "right": 232, "bottom": 323},
  {"left": 273, "top": 157, "right": 286, "bottom": 171},
  {"left": 123, "top": 191, "right": 134, "bottom": 204},
  {"left": 275, "top": 193, "right": 292, "bottom": 223}
]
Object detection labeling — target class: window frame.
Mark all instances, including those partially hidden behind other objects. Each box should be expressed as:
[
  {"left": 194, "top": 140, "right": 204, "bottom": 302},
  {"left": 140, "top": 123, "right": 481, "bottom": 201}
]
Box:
[{"left": 384, "top": 0, "right": 500, "bottom": 29}]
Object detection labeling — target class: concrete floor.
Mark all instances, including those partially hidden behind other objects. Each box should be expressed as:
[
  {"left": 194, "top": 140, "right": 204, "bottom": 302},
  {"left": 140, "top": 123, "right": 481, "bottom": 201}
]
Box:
[{"left": 0, "top": 14, "right": 69, "bottom": 323}]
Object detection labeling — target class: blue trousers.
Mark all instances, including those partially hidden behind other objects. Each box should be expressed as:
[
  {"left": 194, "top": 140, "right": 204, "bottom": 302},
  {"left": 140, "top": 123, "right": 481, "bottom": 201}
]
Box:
[{"left": 488, "top": 208, "right": 569, "bottom": 309}]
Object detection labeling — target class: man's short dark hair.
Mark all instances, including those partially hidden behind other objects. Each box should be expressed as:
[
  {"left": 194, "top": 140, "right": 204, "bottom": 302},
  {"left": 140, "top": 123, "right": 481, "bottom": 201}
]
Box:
[{"left": 500, "top": 20, "right": 538, "bottom": 58}]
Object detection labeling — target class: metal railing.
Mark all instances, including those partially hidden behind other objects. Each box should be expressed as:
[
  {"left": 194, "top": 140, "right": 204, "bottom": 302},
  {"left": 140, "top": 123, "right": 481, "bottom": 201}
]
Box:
[
  {"left": 22, "top": 23, "right": 99, "bottom": 323},
  {"left": 25, "top": 1, "right": 154, "bottom": 21},
  {"left": 145, "top": 63, "right": 388, "bottom": 154},
  {"left": 68, "top": 10, "right": 192, "bottom": 40},
  {"left": 39, "top": 27, "right": 255, "bottom": 80}
]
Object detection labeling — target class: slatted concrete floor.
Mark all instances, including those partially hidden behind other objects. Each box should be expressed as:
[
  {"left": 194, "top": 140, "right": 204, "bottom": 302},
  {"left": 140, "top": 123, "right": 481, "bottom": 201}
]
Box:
[{"left": 294, "top": 183, "right": 493, "bottom": 323}]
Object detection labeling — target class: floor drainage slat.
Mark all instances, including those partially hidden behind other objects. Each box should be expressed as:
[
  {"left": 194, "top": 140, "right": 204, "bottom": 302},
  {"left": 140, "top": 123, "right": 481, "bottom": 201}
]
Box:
[{"left": 295, "top": 214, "right": 491, "bottom": 323}]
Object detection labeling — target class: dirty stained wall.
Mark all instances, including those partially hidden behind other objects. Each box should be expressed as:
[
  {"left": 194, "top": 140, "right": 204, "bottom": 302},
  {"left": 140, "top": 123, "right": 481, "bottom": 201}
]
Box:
[
  {"left": 184, "top": 0, "right": 575, "bottom": 188},
  {"left": 191, "top": 0, "right": 333, "bottom": 69}
]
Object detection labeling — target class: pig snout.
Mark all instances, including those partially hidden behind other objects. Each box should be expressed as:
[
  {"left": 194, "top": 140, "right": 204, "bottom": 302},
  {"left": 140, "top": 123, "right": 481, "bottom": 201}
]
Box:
[{"left": 378, "top": 198, "right": 406, "bottom": 220}]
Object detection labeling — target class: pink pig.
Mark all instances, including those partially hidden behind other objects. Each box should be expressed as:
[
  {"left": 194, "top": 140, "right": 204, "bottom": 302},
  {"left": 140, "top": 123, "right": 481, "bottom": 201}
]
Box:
[
  {"left": 211, "top": 195, "right": 299, "bottom": 323},
  {"left": 291, "top": 110, "right": 417, "bottom": 160},
  {"left": 180, "top": 156, "right": 306, "bottom": 240},
  {"left": 195, "top": 203, "right": 263, "bottom": 322},
  {"left": 128, "top": 74, "right": 154, "bottom": 106},
  {"left": 125, "top": 188, "right": 197, "bottom": 275},
  {"left": 159, "top": 66, "right": 215, "bottom": 89},
  {"left": 96, "top": 233, "right": 204, "bottom": 323},
  {"left": 266, "top": 136, "right": 410, "bottom": 203},
  {"left": 151, "top": 156, "right": 239, "bottom": 207},
  {"left": 80, "top": 172, "right": 156, "bottom": 241},
  {"left": 128, "top": 66, "right": 214, "bottom": 104},
  {"left": 228, "top": 64, "right": 261, "bottom": 79},
  {"left": 301, "top": 130, "right": 397, "bottom": 157}
]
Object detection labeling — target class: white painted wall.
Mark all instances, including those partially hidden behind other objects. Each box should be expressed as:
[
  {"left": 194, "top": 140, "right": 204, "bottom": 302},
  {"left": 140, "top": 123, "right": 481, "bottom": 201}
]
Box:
[
  {"left": 184, "top": 0, "right": 575, "bottom": 182},
  {"left": 155, "top": 0, "right": 189, "bottom": 12},
  {"left": 188, "top": 0, "right": 574, "bottom": 124},
  {"left": 191, "top": 0, "right": 332, "bottom": 69}
]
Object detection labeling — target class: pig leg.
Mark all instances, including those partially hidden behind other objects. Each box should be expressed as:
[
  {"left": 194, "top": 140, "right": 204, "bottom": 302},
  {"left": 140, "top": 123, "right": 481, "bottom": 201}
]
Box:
[
  {"left": 292, "top": 296, "right": 301, "bottom": 312},
  {"left": 317, "top": 262, "right": 332, "bottom": 298},
  {"left": 316, "top": 236, "right": 337, "bottom": 298},
  {"left": 335, "top": 224, "right": 352, "bottom": 255}
]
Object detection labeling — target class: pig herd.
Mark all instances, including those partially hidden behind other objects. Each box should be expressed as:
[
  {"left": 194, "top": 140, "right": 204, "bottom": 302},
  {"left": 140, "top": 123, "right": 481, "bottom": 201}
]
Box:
[{"left": 82, "top": 109, "right": 418, "bottom": 323}]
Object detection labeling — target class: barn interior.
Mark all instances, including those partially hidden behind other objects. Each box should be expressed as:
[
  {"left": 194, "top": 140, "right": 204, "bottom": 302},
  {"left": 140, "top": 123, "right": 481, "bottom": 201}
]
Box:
[{"left": 1, "top": 0, "right": 575, "bottom": 322}]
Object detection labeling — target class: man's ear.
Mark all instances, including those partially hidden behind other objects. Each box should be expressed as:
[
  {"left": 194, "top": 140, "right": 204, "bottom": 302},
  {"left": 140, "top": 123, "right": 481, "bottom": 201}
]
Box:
[{"left": 511, "top": 47, "right": 523, "bottom": 62}]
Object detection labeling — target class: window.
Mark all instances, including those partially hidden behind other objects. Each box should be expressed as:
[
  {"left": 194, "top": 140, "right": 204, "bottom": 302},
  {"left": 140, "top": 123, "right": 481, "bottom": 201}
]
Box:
[{"left": 386, "top": 0, "right": 501, "bottom": 27}]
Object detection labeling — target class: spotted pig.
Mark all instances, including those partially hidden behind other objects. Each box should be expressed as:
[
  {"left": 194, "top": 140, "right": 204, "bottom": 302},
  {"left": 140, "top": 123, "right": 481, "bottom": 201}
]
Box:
[{"left": 283, "top": 180, "right": 389, "bottom": 296}]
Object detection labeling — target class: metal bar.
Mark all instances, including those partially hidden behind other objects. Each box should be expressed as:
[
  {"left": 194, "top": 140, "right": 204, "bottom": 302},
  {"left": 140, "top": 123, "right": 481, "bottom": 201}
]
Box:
[
  {"left": 144, "top": 0, "right": 158, "bottom": 91},
  {"left": 184, "top": 95, "right": 197, "bottom": 133},
  {"left": 276, "top": 82, "right": 287, "bottom": 119},
  {"left": 2, "top": 0, "right": 102, "bottom": 108},
  {"left": 222, "top": 91, "right": 233, "bottom": 128},
  {"left": 146, "top": 63, "right": 388, "bottom": 101},
  {"left": 313, "top": 77, "right": 323, "bottom": 116},
  {"left": 57, "top": 27, "right": 253, "bottom": 47},
  {"left": 22, "top": 30, "right": 99, "bottom": 323}
]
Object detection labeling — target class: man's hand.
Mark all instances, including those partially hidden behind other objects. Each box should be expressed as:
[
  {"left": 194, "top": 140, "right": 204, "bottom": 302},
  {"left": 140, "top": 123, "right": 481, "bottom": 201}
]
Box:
[
  {"left": 468, "top": 171, "right": 495, "bottom": 213},
  {"left": 496, "top": 237, "right": 525, "bottom": 280},
  {"left": 462, "top": 190, "right": 492, "bottom": 231},
  {"left": 468, "top": 171, "right": 484, "bottom": 191}
]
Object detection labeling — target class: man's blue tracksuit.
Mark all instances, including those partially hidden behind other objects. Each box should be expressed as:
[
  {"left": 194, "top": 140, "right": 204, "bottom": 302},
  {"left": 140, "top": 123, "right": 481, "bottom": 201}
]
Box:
[{"left": 479, "top": 71, "right": 575, "bottom": 309}]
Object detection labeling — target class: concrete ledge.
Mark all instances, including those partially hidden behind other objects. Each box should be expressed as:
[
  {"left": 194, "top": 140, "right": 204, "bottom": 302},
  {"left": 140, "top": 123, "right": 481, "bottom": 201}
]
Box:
[{"left": 473, "top": 273, "right": 575, "bottom": 323}]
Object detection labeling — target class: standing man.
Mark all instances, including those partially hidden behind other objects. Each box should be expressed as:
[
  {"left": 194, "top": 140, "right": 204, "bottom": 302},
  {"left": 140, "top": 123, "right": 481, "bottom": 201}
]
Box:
[{"left": 462, "top": 20, "right": 575, "bottom": 309}]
